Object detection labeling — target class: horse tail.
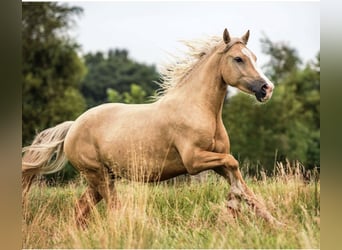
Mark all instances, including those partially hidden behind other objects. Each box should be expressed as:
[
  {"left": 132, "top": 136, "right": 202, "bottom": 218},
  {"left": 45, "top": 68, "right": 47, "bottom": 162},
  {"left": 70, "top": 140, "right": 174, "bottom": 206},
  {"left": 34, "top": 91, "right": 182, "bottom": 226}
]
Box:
[{"left": 22, "top": 121, "right": 74, "bottom": 199}]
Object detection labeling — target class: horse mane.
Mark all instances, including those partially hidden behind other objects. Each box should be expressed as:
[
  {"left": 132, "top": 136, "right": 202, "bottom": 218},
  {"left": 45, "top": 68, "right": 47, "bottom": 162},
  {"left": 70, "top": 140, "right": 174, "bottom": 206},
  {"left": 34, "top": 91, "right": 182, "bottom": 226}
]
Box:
[{"left": 155, "top": 35, "right": 223, "bottom": 99}]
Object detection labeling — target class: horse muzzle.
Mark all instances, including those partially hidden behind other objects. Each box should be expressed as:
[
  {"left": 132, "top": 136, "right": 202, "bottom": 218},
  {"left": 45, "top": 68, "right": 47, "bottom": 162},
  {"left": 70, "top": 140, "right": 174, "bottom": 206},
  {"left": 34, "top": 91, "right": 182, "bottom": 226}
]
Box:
[{"left": 252, "top": 82, "right": 274, "bottom": 103}]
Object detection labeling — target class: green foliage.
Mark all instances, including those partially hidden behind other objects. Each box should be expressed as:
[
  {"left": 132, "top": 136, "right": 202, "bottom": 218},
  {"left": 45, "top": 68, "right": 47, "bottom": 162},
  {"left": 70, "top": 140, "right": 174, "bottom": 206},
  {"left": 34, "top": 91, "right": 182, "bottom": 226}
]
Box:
[
  {"left": 81, "top": 49, "right": 159, "bottom": 107},
  {"left": 123, "top": 83, "right": 147, "bottom": 104},
  {"left": 223, "top": 39, "right": 320, "bottom": 171},
  {"left": 106, "top": 88, "right": 122, "bottom": 103},
  {"left": 260, "top": 34, "right": 302, "bottom": 82},
  {"left": 22, "top": 2, "right": 86, "bottom": 145},
  {"left": 107, "top": 83, "right": 148, "bottom": 104}
]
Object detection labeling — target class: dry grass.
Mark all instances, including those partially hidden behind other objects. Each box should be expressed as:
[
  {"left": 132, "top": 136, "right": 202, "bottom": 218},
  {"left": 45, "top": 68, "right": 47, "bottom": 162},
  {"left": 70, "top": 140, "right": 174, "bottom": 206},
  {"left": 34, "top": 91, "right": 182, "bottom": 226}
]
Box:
[{"left": 22, "top": 162, "right": 320, "bottom": 249}]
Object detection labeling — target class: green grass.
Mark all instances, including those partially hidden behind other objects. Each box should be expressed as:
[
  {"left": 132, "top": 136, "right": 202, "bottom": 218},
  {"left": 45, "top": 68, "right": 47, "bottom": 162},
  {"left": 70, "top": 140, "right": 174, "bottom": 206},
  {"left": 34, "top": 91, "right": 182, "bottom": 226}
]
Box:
[{"left": 22, "top": 167, "right": 320, "bottom": 249}]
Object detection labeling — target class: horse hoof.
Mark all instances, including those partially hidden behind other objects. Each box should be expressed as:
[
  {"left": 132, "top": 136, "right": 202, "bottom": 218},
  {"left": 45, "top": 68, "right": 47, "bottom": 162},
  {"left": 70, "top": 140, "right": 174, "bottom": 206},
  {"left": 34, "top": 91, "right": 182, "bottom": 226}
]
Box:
[
  {"left": 75, "top": 217, "right": 89, "bottom": 230},
  {"left": 227, "top": 207, "right": 240, "bottom": 218},
  {"left": 227, "top": 199, "right": 241, "bottom": 217}
]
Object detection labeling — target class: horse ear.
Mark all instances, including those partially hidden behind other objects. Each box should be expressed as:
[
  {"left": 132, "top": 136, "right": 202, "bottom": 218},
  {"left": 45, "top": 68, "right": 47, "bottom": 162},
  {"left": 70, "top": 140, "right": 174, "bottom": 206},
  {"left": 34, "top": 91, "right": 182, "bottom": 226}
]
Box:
[
  {"left": 241, "top": 30, "right": 250, "bottom": 44},
  {"left": 223, "top": 28, "right": 231, "bottom": 44}
]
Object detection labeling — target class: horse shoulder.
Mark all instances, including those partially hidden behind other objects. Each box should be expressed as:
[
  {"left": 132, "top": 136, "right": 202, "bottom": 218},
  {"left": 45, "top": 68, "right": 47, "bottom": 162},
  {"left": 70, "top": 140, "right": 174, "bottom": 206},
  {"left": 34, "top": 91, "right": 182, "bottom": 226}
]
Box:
[{"left": 172, "top": 109, "right": 216, "bottom": 151}]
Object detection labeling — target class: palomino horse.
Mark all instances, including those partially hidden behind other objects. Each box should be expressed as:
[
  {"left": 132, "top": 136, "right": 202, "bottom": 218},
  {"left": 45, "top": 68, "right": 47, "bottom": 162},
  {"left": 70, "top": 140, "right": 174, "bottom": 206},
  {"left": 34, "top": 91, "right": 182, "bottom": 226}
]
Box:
[{"left": 22, "top": 29, "right": 281, "bottom": 226}]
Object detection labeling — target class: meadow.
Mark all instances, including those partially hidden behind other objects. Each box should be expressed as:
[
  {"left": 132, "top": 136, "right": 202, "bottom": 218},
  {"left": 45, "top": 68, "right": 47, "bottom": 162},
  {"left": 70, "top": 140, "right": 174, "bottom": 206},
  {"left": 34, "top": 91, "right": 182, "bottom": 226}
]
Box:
[{"left": 22, "top": 162, "right": 320, "bottom": 249}]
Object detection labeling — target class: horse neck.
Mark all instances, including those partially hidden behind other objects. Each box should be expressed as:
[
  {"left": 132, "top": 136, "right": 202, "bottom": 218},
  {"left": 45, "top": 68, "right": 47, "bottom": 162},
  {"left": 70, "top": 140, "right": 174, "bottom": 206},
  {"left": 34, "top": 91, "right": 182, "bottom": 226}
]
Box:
[{"left": 167, "top": 49, "right": 227, "bottom": 117}]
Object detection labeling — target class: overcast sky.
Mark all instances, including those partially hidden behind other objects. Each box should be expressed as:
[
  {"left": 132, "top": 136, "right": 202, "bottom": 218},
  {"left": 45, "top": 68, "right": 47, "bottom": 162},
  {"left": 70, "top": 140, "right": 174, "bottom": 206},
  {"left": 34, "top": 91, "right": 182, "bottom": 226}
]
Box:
[{"left": 68, "top": 1, "right": 320, "bottom": 69}]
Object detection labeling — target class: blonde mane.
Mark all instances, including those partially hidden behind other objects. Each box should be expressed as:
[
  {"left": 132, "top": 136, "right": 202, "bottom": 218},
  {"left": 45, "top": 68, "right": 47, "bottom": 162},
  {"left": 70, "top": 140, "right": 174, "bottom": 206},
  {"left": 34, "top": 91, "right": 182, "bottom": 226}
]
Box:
[{"left": 155, "top": 35, "right": 223, "bottom": 98}]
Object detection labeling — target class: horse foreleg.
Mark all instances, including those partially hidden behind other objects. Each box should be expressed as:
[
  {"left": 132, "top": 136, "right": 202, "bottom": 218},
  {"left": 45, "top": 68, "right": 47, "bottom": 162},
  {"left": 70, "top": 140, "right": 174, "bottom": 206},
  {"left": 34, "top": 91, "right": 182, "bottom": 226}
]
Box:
[
  {"left": 182, "top": 150, "right": 281, "bottom": 225},
  {"left": 215, "top": 165, "right": 282, "bottom": 226},
  {"left": 75, "top": 187, "right": 103, "bottom": 228}
]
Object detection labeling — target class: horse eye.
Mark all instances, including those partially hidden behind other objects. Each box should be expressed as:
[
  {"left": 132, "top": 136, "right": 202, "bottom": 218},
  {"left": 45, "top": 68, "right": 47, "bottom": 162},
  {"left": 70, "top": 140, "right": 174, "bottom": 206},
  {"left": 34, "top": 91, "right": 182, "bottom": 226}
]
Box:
[{"left": 234, "top": 57, "right": 243, "bottom": 63}]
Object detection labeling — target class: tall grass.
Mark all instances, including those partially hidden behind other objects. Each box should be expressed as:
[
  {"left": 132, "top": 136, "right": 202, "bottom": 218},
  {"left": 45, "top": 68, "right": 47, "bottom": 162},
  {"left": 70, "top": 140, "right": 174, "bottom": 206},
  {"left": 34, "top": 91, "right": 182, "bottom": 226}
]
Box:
[{"left": 22, "top": 162, "right": 320, "bottom": 249}]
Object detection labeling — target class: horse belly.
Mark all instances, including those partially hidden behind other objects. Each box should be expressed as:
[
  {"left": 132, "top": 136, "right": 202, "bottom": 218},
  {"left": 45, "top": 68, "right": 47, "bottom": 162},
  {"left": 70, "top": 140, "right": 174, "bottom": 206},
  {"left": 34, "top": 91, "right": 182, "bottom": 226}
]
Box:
[
  {"left": 97, "top": 118, "right": 186, "bottom": 181},
  {"left": 102, "top": 136, "right": 187, "bottom": 182}
]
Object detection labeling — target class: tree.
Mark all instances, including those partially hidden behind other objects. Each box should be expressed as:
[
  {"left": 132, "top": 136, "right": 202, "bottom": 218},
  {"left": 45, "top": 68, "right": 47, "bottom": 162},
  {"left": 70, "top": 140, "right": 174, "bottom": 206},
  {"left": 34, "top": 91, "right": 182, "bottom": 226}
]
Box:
[
  {"left": 260, "top": 34, "right": 302, "bottom": 82},
  {"left": 22, "top": 2, "right": 86, "bottom": 145},
  {"left": 81, "top": 49, "right": 159, "bottom": 107},
  {"left": 107, "top": 83, "right": 148, "bottom": 104}
]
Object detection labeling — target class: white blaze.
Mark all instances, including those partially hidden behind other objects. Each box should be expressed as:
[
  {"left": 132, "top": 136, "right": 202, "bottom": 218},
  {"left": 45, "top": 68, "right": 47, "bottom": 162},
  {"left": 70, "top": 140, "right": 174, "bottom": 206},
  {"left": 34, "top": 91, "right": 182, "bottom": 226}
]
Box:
[{"left": 241, "top": 48, "right": 274, "bottom": 89}]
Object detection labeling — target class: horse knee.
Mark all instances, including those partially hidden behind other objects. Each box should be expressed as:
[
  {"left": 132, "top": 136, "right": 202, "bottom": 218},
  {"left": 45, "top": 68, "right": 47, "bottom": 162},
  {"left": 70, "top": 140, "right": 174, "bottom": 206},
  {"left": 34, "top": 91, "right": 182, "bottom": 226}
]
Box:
[
  {"left": 186, "top": 166, "right": 201, "bottom": 175},
  {"left": 225, "top": 154, "right": 239, "bottom": 170},
  {"left": 186, "top": 158, "right": 209, "bottom": 175}
]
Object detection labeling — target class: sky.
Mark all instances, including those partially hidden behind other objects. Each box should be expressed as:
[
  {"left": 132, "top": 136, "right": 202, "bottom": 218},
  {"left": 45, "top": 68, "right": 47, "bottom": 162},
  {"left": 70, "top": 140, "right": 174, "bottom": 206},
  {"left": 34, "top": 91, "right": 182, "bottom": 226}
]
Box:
[{"left": 68, "top": 1, "right": 320, "bottom": 69}]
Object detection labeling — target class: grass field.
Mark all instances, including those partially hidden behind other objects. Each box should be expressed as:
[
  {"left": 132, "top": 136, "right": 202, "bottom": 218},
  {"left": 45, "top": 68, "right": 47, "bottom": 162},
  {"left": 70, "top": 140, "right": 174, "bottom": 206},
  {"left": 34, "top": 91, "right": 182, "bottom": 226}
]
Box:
[{"left": 22, "top": 162, "right": 320, "bottom": 249}]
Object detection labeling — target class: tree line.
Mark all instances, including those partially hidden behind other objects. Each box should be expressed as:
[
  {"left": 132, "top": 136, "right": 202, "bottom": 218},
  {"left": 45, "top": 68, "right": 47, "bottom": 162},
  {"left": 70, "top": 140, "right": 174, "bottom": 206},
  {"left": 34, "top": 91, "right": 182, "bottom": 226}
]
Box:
[{"left": 22, "top": 3, "right": 319, "bottom": 181}]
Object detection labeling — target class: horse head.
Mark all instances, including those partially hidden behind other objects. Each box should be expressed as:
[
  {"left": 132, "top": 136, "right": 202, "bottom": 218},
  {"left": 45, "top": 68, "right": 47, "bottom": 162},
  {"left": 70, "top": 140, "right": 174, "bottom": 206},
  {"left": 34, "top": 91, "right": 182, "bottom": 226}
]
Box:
[{"left": 219, "top": 28, "right": 274, "bottom": 102}]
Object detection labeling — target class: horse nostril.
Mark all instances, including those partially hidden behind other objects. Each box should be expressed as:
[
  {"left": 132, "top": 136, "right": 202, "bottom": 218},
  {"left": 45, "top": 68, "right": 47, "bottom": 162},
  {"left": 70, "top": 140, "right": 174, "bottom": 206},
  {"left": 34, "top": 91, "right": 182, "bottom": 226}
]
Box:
[
  {"left": 261, "top": 84, "right": 268, "bottom": 97},
  {"left": 262, "top": 84, "right": 269, "bottom": 90}
]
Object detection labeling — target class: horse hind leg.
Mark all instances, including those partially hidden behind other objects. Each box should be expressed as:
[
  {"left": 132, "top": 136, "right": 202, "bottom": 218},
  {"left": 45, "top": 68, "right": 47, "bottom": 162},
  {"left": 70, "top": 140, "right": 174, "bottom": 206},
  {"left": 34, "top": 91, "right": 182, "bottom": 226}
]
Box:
[
  {"left": 74, "top": 165, "right": 119, "bottom": 228},
  {"left": 22, "top": 168, "right": 40, "bottom": 218},
  {"left": 97, "top": 168, "right": 120, "bottom": 211},
  {"left": 22, "top": 169, "right": 37, "bottom": 201},
  {"left": 74, "top": 186, "right": 103, "bottom": 228},
  {"left": 22, "top": 167, "right": 44, "bottom": 210}
]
